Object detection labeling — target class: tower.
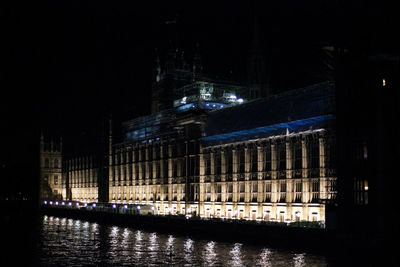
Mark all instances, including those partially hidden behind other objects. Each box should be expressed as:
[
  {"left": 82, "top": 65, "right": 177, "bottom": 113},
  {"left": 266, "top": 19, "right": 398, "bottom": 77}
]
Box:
[
  {"left": 39, "top": 133, "right": 65, "bottom": 201},
  {"left": 247, "top": 0, "right": 270, "bottom": 98},
  {"left": 192, "top": 42, "right": 203, "bottom": 81}
]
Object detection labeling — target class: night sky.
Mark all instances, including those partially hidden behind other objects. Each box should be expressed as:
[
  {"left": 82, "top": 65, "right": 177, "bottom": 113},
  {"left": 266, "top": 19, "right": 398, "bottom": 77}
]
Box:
[{"left": 2, "top": 0, "right": 398, "bottom": 199}]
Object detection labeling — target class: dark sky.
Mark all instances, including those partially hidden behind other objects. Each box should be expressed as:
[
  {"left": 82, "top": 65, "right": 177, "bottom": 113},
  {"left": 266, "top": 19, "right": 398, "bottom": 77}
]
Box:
[{"left": 1, "top": 0, "right": 399, "bottom": 197}]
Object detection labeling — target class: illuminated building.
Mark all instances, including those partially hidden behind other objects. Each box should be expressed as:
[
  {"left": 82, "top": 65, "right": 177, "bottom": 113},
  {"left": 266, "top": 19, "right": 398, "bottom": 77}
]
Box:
[
  {"left": 40, "top": 42, "right": 337, "bottom": 225},
  {"left": 107, "top": 80, "right": 336, "bottom": 223},
  {"left": 39, "top": 134, "right": 65, "bottom": 200}
]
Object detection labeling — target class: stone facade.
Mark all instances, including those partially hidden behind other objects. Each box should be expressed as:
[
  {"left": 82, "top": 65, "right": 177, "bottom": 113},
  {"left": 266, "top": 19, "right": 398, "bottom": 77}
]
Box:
[
  {"left": 104, "top": 129, "right": 336, "bottom": 223},
  {"left": 39, "top": 135, "right": 65, "bottom": 200}
]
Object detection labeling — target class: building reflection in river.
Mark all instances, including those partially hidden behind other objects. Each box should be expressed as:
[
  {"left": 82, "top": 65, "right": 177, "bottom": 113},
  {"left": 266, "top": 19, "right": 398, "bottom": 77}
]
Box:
[{"left": 38, "top": 215, "right": 328, "bottom": 266}]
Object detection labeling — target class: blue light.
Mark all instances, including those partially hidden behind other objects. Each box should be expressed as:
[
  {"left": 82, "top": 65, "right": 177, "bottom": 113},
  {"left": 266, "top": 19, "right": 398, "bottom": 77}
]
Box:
[
  {"left": 44, "top": 201, "right": 47, "bottom": 205},
  {"left": 137, "top": 206, "right": 141, "bottom": 210},
  {"left": 92, "top": 203, "right": 96, "bottom": 208},
  {"left": 113, "top": 204, "right": 117, "bottom": 209},
  {"left": 202, "top": 114, "right": 334, "bottom": 144},
  {"left": 124, "top": 205, "right": 128, "bottom": 209}
]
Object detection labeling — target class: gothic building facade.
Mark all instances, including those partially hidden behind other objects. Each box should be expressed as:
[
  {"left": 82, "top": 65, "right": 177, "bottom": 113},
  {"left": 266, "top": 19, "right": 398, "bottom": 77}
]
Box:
[{"left": 40, "top": 35, "right": 337, "bottom": 224}]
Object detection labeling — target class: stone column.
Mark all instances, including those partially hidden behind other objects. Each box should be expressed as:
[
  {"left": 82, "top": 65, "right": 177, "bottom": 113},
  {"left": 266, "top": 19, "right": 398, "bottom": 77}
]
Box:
[
  {"left": 159, "top": 144, "right": 165, "bottom": 207},
  {"left": 152, "top": 146, "right": 158, "bottom": 203},
  {"left": 199, "top": 146, "right": 205, "bottom": 217},
  {"left": 126, "top": 150, "right": 130, "bottom": 186},
  {"left": 120, "top": 151, "right": 125, "bottom": 187},
  {"left": 286, "top": 141, "right": 293, "bottom": 203},
  {"left": 210, "top": 152, "right": 215, "bottom": 215},
  {"left": 168, "top": 144, "right": 173, "bottom": 208},
  {"left": 221, "top": 150, "right": 226, "bottom": 216},
  {"left": 138, "top": 147, "right": 144, "bottom": 203},
  {"left": 132, "top": 149, "right": 136, "bottom": 201},
  {"left": 152, "top": 146, "right": 157, "bottom": 184},
  {"left": 160, "top": 145, "right": 164, "bottom": 183},
  {"left": 319, "top": 136, "right": 327, "bottom": 200},
  {"left": 232, "top": 149, "right": 238, "bottom": 210},
  {"left": 145, "top": 146, "right": 150, "bottom": 188},
  {"left": 244, "top": 147, "right": 250, "bottom": 218},
  {"left": 257, "top": 146, "right": 264, "bottom": 218},
  {"left": 302, "top": 139, "right": 309, "bottom": 203},
  {"left": 271, "top": 143, "right": 278, "bottom": 203}
]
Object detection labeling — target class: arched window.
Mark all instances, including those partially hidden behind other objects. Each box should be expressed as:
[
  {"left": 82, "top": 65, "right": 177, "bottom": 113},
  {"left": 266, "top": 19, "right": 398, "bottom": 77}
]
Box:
[
  {"left": 54, "top": 159, "right": 59, "bottom": 168},
  {"left": 44, "top": 158, "right": 49, "bottom": 168}
]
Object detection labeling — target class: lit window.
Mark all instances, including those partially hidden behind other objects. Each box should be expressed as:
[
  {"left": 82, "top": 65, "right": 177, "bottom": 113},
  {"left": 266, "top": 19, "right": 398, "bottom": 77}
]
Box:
[{"left": 382, "top": 79, "right": 386, "bottom": 87}]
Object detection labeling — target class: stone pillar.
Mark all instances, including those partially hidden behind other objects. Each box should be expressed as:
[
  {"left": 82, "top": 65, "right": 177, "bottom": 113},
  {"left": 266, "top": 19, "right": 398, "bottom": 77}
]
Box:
[
  {"left": 210, "top": 152, "right": 215, "bottom": 215},
  {"left": 302, "top": 139, "right": 309, "bottom": 203},
  {"left": 232, "top": 149, "right": 238, "bottom": 210},
  {"left": 138, "top": 147, "right": 144, "bottom": 203},
  {"left": 271, "top": 143, "right": 278, "bottom": 202},
  {"left": 319, "top": 136, "right": 327, "bottom": 200},
  {"left": 145, "top": 146, "right": 150, "bottom": 188},
  {"left": 286, "top": 141, "right": 293, "bottom": 203},
  {"left": 244, "top": 147, "right": 250, "bottom": 218},
  {"left": 132, "top": 149, "right": 136, "bottom": 201},
  {"left": 244, "top": 147, "right": 250, "bottom": 181},
  {"left": 126, "top": 150, "right": 130, "bottom": 185},
  {"left": 257, "top": 146, "right": 264, "bottom": 179},
  {"left": 257, "top": 146, "right": 264, "bottom": 218},
  {"left": 160, "top": 145, "right": 164, "bottom": 183},
  {"left": 199, "top": 146, "right": 205, "bottom": 217},
  {"left": 220, "top": 150, "right": 226, "bottom": 216},
  {"left": 120, "top": 151, "right": 125, "bottom": 186},
  {"left": 152, "top": 146, "right": 157, "bottom": 184},
  {"left": 168, "top": 144, "right": 173, "bottom": 208},
  {"left": 271, "top": 143, "right": 277, "bottom": 178},
  {"left": 159, "top": 144, "right": 165, "bottom": 207}
]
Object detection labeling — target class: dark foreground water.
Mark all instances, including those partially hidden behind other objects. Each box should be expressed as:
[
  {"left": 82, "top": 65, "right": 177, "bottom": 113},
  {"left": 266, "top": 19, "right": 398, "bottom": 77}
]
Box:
[{"left": 27, "top": 215, "right": 330, "bottom": 266}]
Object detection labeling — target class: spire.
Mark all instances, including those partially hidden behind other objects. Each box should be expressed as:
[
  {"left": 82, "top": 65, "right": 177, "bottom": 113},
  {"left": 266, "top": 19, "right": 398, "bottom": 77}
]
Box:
[
  {"left": 165, "top": 40, "right": 176, "bottom": 71},
  {"left": 251, "top": 0, "right": 260, "bottom": 50},
  {"left": 40, "top": 130, "right": 44, "bottom": 152},
  {"left": 247, "top": 0, "right": 269, "bottom": 98},
  {"left": 193, "top": 42, "right": 203, "bottom": 80},
  {"left": 180, "top": 50, "right": 187, "bottom": 70},
  {"left": 153, "top": 48, "right": 161, "bottom": 82}
]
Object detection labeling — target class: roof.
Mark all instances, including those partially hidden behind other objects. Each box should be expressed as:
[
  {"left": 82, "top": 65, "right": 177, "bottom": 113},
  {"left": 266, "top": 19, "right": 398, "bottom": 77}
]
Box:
[{"left": 202, "top": 81, "right": 335, "bottom": 146}]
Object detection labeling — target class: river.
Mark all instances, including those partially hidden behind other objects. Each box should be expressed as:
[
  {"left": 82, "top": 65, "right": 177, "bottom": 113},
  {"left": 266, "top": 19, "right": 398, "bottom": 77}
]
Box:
[{"left": 18, "top": 215, "right": 333, "bottom": 266}]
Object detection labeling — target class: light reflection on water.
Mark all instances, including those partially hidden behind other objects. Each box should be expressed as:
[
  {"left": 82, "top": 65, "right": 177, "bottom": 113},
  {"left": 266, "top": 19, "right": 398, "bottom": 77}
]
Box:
[{"left": 38, "top": 215, "right": 329, "bottom": 266}]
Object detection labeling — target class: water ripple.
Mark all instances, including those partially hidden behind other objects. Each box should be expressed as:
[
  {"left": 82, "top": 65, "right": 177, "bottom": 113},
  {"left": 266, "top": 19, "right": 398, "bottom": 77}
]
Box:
[{"left": 37, "top": 215, "right": 328, "bottom": 266}]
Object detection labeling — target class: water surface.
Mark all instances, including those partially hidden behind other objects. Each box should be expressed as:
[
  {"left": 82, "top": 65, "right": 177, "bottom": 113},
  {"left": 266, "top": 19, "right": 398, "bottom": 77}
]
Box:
[{"left": 36, "top": 215, "right": 329, "bottom": 266}]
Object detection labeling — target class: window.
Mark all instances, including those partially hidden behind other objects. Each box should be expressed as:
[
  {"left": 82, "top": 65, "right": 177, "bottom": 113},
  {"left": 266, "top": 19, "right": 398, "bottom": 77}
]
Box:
[
  {"left": 54, "top": 175, "right": 58, "bottom": 185},
  {"left": 264, "top": 146, "right": 271, "bottom": 172},
  {"left": 226, "top": 150, "right": 233, "bottom": 174},
  {"left": 215, "top": 152, "right": 221, "bottom": 175},
  {"left": 239, "top": 149, "right": 245, "bottom": 173},
  {"left": 44, "top": 158, "right": 49, "bottom": 168},
  {"left": 251, "top": 148, "right": 258, "bottom": 173},
  {"left": 278, "top": 143, "right": 286, "bottom": 171},
  {"left": 54, "top": 159, "right": 59, "bottom": 168}
]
